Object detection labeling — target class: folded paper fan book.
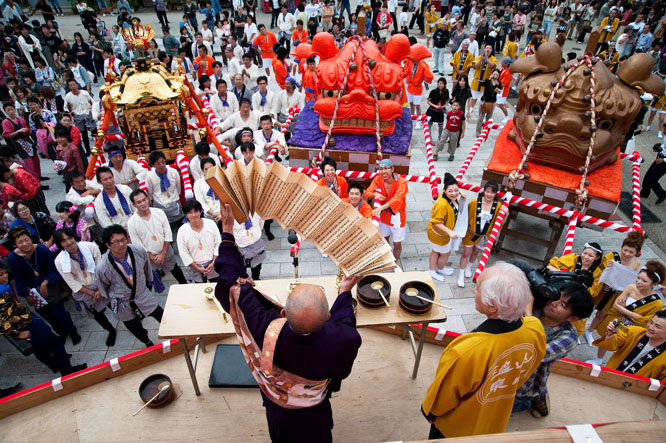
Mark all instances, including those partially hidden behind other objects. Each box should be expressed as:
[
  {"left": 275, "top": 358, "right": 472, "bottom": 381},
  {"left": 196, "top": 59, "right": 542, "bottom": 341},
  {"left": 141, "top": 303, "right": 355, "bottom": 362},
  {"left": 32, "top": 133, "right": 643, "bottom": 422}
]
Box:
[{"left": 206, "top": 159, "right": 396, "bottom": 275}]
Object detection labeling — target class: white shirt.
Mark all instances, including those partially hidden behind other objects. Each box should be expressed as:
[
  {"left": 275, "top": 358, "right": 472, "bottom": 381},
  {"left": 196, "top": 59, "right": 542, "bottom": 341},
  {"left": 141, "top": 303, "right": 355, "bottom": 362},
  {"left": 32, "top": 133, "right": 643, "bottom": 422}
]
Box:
[
  {"left": 189, "top": 153, "right": 222, "bottom": 182},
  {"left": 252, "top": 128, "right": 286, "bottom": 156},
  {"left": 145, "top": 168, "right": 182, "bottom": 207},
  {"left": 67, "top": 180, "right": 102, "bottom": 225},
  {"left": 398, "top": 12, "right": 409, "bottom": 28},
  {"left": 219, "top": 110, "right": 263, "bottom": 132},
  {"left": 93, "top": 184, "right": 134, "bottom": 228},
  {"left": 108, "top": 159, "right": 147, "bottom": 188},
  {"left": 55, "top": 242, "right": 101, "bottom": 294},
  {"left": 388, "top": 0, "right": 397, "bottom": 13},
  {"left": 172, "top": 57, "right": 195, "bottom": 82},
  {"left": 305, "top": 3, "right": 321, "bottom": 18},
  {"left": 194, "top": 176, "right": 221, "bottom": 216},
  {"left": 626, "top": 342, "right": 655, "bottom": 370},
  {"left": 244, "top": 23, "right": 259, "bottom": 43},
  {"left": 278, "top": 12, "right": 296, "bottom": 32},
  {"left": 192, "top": 40, "right": 213, "bottom": 58},
  {"left": 232, "top": 0, "right": 243, "bottom": 9},
  {"left": 468, "top": 40, "right": 479, "bottom": 58},
  {"left": 210, "top": 91, "right": 239, "bottom": 123},
  {"left": 128, "top": 208, "right": 172, "bottom": 255},
  {"left": 233, "top": 44, "right": 244, "bottom": 61},
  {"left": 103, "top": 57, "right": 121, "bottom": 78},
  {"left": 239, "top": 63, "right": 259, "bottom": 90},
  {"left": 232, "top": 213, "right": 263, "bottom": 248},
  {"left": 201, "top": 28, "right": 214, "bottom": 42},
  {"left": 177, "top": 219, "right": 221, "bottom": 266},
  {"left": 273, "top": 88, "right": 306, "bottom": 117},
  {"left": 65, "top": 90, "right": 93, "bottom": 116},
  {"left": 251, "top": 90, "right": 276, "bottom": 116},
  {"left": 226, "top": 57, "right": 242, "bottom": 78}
]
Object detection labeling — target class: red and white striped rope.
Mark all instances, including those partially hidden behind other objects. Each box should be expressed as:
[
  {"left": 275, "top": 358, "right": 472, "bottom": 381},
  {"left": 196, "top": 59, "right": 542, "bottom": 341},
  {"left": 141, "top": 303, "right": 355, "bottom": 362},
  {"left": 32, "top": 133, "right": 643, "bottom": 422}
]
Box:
[
  {"left": 455, "top": 122, "right": 500, "bottom": 181},
  {"left": 200, "top": 97, "right": 234, "bottom": 165},
  {"left": 459, "top": 182, "right": 634, "bottom": 233},
  {"left": 473, "top": 201, "right": 509, "bottom": 280},
  {"left": 420, "top": 113, "right": 440, "bottom": 199},
  {"left": 285, "top": 166, "right": 440, "bottom": 184},
  {"left": 371, "top": 190, "right": 383, "bottom": 226}
]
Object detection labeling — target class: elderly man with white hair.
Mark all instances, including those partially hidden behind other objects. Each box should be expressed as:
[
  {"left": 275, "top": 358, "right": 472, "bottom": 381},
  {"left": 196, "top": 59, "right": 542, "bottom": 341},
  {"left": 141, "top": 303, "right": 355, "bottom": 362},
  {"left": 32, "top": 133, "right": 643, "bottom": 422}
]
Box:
[{"left": 421, "top": 262, "right": 547, "bottom": 439}]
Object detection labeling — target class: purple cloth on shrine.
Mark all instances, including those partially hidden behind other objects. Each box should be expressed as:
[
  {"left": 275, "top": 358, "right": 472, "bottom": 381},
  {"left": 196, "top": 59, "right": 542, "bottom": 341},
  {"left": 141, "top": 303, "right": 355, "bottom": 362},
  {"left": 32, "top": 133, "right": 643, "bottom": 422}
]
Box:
[
  {"left": 214, "top": 233, "right": 362, "bottom": 443},
  {"left": 289, "top": 101, "right": 412, "bottom": 155}
]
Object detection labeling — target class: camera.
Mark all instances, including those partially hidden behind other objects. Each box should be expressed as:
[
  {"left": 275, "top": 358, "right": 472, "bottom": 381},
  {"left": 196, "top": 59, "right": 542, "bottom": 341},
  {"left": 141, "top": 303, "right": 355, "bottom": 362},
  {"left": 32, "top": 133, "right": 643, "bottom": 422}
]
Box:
[
  {"left": 509, "top": 259, "right": 594, "bottom": 307},
  {"left": 525, "top": 268, "right": 594, "bottom": 300},
  {"left": 652, "top": 143, "right": 666, "bottom": 156}
]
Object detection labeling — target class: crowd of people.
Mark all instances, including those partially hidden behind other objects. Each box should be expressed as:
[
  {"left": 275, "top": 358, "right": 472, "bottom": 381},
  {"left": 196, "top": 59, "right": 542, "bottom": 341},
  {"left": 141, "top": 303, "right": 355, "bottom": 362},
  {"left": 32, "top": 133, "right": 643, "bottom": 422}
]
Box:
[{"left": 0, "top": 0, "right": 665, "bottom": 439}]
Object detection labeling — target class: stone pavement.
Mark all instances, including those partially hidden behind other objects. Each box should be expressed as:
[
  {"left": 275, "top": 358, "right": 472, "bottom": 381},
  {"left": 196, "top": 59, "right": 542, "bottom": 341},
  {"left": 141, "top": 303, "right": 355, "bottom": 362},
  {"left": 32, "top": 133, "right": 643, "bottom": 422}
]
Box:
[{"left": 2, "top": 7, "right": 666, "bottom": 392}]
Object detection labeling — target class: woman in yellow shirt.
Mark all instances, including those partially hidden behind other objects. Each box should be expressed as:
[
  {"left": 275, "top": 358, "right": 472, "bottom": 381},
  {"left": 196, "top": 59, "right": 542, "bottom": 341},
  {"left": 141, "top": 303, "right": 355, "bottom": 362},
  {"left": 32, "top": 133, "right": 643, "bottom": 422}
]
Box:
[
  {"left": 457, "top": 181, "right": 507, "bottom": 288},
  {"left": 502, "top": 30, "right": 518, "bottom": 59},
  {"left": 583, "top": 231, "right": 644, "bottom": 345},
  {"left": 548, "top": 243, "right": 604, "bottom": 335},
  {"left": 427, "top": 173, "right": 463, "bottom": 282},
  {"left": 587, "top": 261, "right": 665, "bottom": 366},
  {"left": 425, "top": 5, "right": 439, "bottom": 47}
]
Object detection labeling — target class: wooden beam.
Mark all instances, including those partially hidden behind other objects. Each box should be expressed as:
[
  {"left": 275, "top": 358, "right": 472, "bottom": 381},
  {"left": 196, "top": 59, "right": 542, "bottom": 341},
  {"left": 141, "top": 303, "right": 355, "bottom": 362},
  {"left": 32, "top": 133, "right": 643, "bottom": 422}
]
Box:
[
  {"left": 550, "top": 358, "right": 664, "bottom": 398},
  {"left": 0, "top": 335, "right": 230, "bottom": 419},
  {"left": 406, "top": 419, "right": 666, "bottom": 442}
]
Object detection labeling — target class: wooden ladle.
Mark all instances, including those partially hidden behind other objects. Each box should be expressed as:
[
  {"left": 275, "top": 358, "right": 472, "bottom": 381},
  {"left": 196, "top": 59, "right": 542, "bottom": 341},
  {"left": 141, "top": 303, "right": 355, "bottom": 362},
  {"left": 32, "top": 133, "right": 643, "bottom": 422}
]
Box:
[
  {"left": 404, "top": 287, "right": 452, "bottom": 310},
  {"left": 370, "top": 281, "right": 390, "bottom": 307},
  {"left": 133, "top": 382, "right": 170, "bottom": 416}
]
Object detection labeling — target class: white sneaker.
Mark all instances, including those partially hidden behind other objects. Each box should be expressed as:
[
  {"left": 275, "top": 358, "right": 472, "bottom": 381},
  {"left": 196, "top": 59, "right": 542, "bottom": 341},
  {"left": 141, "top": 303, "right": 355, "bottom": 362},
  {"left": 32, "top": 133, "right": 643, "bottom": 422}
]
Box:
[
  {"left": 322, "top": 253, "right": 328, "bottom": 258},
  {"left": 643, "top": 125, "right": 651, "bottom": 132},
  {"left": 464, "top": 264, "right": 472, "bottom": 278},
  {"left": 659, "top": 131, "right": 663, "bottom": 138},
  {"left": 103, "top": 13, "right": 107, "bottom": 16},
  {"left": 584, "top": 331, "right": 595, "bottom": 346},
  {"left": 429, "top": 270, "right": 445, "bottom": 281},
  {"left": 585, "top": 358, "right": 603, "bottom": 365},
  {"left": 415, "top": 122, "right": 422, "bottom": 129},
  {"left": 436, "top": 267, "right": 454, "bottom": 276},
  {"left": 457, "top": 271, "right": 465, "bottom": 288},
  {"left": 394, "top": 265, "right": 403, "bottom": 273}
]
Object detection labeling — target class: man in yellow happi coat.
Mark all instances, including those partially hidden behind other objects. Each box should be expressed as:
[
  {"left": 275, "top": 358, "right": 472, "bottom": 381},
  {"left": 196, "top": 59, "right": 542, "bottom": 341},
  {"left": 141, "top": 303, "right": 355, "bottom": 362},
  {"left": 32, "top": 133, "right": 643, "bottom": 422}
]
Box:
[
  {"left": 421, "top": 262, "right": 546, "bottom": 438},
  {"left": 593, "top": 311, "right": 666, "bottom": 381}
]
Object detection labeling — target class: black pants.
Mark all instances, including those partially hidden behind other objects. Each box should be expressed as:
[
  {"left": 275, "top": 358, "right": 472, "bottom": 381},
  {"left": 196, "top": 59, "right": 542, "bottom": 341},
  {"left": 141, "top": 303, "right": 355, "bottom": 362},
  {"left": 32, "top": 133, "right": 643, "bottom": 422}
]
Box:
[
  {"left": 92, "top": 57, "right": 104, "bottom": 81},
  {"left": 170, "top": 265, "right": 187, "bottom": 284},
  {"left": 28, "top": 316, "right": 74, "bottom": 375},
  {"left": 279, "top": 34, "right": 290, "bottom": 53},
  {"left": 156, "top": 9, "right": 169, "bottom": 26},
  {"left": 74, "top": 120, "right": 92, "bottom": 156},
  {"left": 271, "top": 8, "right": 280, "bottom": 28},
  {"left": 92, "top": 308, "right": 115, "bottom": 332},
  {"left": 641, "top": 161, "right": 666, "bottom": 200},
  {"left": 123, "top": 305, "right": 164, "bottom": 345},
  {"left": 391, "top": 12, "right": 398, "bottom": 31},
  {"left": 409, "top": 12, "right": 424, "bottom": 33},
  {"left": 36, "top": 299, "right": 77, "bottom": 341},
  {"left": 27, "top": 188, "right": 50, "bottom": 215}
]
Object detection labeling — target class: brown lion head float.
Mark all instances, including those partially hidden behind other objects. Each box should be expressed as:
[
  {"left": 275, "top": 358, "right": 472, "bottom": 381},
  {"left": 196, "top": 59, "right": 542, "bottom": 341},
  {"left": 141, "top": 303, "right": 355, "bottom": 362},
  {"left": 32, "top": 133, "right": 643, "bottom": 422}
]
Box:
[{"left": 509, "top": 42, "right": 664, "bottom": 174}]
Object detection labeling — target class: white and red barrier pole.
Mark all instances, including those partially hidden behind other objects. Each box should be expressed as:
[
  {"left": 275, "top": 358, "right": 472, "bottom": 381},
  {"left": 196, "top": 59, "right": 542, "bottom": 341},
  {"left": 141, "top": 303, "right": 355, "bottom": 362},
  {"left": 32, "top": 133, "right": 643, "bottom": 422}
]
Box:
[
  {"left": 562, "top": 212, "right": 579, "bottom": 255},
  {"left": 631, "top": 160, "right": 643, "bottom": 233},
  {"left": 175, "top": 150, "right": 194, "bottom": 199},
  {"left": 419, "top": 113, "right": 439, "bottom": 200},
  {"left": 473, "top": 201, "right": 509, "bottom": 281}
]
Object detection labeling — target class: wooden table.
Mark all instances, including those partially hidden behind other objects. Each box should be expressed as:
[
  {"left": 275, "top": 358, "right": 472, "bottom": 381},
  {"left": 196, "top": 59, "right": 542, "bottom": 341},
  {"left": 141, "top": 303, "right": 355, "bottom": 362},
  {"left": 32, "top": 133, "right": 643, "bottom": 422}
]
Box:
[{"left": 158, "top": 271, "right": 447, "bottom": 395}]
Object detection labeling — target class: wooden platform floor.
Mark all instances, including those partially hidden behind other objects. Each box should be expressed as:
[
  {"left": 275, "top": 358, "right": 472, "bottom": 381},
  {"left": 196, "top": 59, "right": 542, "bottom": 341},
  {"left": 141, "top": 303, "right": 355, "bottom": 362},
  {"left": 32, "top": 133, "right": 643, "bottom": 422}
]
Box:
[{"left": 1, "top": 330, "right": 664, "bottom": 443}]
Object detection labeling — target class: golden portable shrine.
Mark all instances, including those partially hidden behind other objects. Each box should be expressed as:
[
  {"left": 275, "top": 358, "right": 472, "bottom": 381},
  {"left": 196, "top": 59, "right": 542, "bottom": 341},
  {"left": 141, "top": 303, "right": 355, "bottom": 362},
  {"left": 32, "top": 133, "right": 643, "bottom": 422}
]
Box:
[
  {"left": 85, "top": 21, "right": 225, "bottom": 178},
  {"left": 104, "top": 59, "right": 194, "bottom": 162}
]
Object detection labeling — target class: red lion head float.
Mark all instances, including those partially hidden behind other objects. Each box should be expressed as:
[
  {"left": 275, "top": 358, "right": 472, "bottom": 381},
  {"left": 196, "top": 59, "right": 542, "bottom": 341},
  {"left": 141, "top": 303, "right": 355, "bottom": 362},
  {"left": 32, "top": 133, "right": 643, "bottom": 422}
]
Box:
[{"left": 292, "top": 33, "right": 431, "bottom": 136}]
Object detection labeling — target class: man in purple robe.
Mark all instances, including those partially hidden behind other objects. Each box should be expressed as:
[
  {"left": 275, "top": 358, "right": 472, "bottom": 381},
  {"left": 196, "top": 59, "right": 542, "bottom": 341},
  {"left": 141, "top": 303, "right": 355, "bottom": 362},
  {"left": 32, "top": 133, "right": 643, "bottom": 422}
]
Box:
[{"left": 214, "top": 204, "right": 363, "bottom": 443}]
